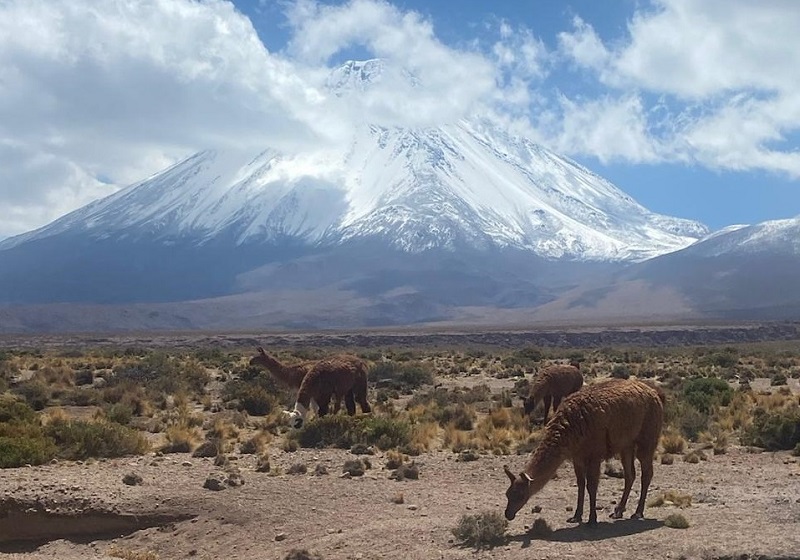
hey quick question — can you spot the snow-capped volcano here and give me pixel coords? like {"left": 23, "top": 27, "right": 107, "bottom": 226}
{"left": 0, "top": 60, "right": 732, "bottom": 329}
{"left": 1, "top": 117, "right": 707, "bottom": 261}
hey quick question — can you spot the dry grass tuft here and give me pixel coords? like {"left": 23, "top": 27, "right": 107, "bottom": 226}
{"left": 452, "top": 511, "right": 508, "bottom": 549}
{"left": 647, "top": 490, "right": 692, "bottom": 508}
{"left": 660, "top": 429, "right": 686, "bottom": 454}
{"left": 664, "top": 512, "right": 690, "bottom": 529}
{"left": 107, "top": 545, "right": 159, "bottom": 560}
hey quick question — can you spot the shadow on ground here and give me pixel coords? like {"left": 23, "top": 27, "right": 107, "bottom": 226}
{"left": 511, "top": 518, "right": 664, "bottom": 548}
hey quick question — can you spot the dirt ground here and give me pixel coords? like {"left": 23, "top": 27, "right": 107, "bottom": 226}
{"left": 1, "top": 443, "right": 798, "bottom": 560}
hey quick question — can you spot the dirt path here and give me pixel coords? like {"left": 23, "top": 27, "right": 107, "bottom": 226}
{"left": 1, "top": 445, "right": 798, "bottom": 560}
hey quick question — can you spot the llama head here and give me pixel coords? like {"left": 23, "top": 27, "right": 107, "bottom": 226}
{"left": 249, "top": 346, "right": 268, "bottom": 367}
{"left": 284, "top": 402, "right": 308, "bottom": 429}
{"left": 503, "top": 465, "right": 534, "bottom": 521}
{"left": 286, "top": 410, "right": 304, "bottom": 429}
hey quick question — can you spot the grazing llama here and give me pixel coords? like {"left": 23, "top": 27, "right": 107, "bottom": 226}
{"left": 504, "top": 378, "right": 665, "bottom": 526}
{"left": 249, "top": 347, "right": 360, "bottom": 414}
{"left": 285, "top": 355, "right": 371, "bottom": 429}
{"left": 523, "top": 361, "right": 583, "bottom": 423}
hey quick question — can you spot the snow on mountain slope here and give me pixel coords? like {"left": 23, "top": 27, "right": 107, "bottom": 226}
{"left": 672, "top": 216, "right": 800, "bottom": 257}
{"left": 0, "top": 60, "right": 709, "bottom": 261}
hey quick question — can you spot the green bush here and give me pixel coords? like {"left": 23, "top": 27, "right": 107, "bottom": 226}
{"left": 105, "top": 403, "right": 134, "bottom": 425}
{"left": 11, "top": 380, "right": 50, "bottom": 410}
{"left": 371, "top": 361, "right": 434, "bottom": 392}
{"left": 682, "top": 377, "right": 732, "bottom": 413}
{"left": 45, "top": 418, "right": 149, "bottom": 460}
{"left": 611, "top": 365, "right": 631, "bottom": 379}
{"left": 294, "top": 415, "right": 361, "bottom": 448}
{"left": 0, "top": 434, "right": 56, "bottom": 468}
{"left": 434, "top": 403, "right": 475, "bottom": 430}
{"left": 113, "top": 353, "right": 209, "bottom": 397}
{"left": 0, "top": 396, "right": 37, "bottom": 423}
{"left": 698, "top": 351, "right": 738, "bottom": 369}
{"left": 0, "top": 397, "right": 57, "bottom": 467}
{"left": 452, "top": 511, "right": 508, "bottom": 549}
{"left": 292, "top": 415, "right": 411, "bottom": 450}
{"left": 223, "top": 381, "right": 278, "bottom": 416}
{"left": 741, "top": 407, "right": 800, "bottom": 451}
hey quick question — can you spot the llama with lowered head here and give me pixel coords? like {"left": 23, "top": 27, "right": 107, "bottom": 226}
{"left": 504, "top": 378, "right": 665, "bottom": 526}
{"left": 523, "top": 361, "right": 583, "bottom": 422}
{"left": 249, "top": 347, "right": 359, "bottom": 414}
{"left": 285, "top": 356, "right": 371, "bottom": 429}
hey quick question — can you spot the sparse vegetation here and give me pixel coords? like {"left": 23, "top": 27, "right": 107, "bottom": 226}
{"left": 452, "top": 511, "right": 508, "bottom": 549}
{"left": 664, "top": 512, "right": 690, "bottom": 529}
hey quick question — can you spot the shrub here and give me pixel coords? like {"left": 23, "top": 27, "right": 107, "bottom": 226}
{"left": 11, "top": 380, "right": 50, "bottom": 410}
{"left": 682, "top": 377, "right": 732, "bottom": 414}
{"left": 0, "top": 396, "right": 36, "bottom": 423}
{"left": 45, "top": 418, "right": 149, "bottom": 460}
{"left": 699, "top": 351, "right": 738, "bottom": 369}
{"left": 434, "top": 403, "right": 475, "bottom": 430}
{"left": 223, "top": 381, "right": 278, "bottom": 416}
{"left": 105, "top": 403, "right": 134, "bottom": 425}
{"left": 741, "top": 407, "right": 800, "bottom": 451}
{"left": 371, "top": 361, "right": 434, "bottom": 392}
{"left": 451, "top": 511, "right": 508, "bottom": 549}
{"left": 292, "top": 415, "right": 411, "bottom": 450}
{"left": 664, "top": 513, "right": 690, "bottom": 529}
{"left": 660, "top": 430, "right": 686, "bottom": 454}
{"left": 611, "top": 365, "right": 630, "bottom": 379}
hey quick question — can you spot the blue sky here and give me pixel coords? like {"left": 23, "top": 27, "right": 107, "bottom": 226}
{"left": 1, "top": 0, "right": 799, "bottom": 238}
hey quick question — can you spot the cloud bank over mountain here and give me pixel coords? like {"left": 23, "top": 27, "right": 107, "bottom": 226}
{"left": 1, "top": 0, "right": 799, "bottom": 239}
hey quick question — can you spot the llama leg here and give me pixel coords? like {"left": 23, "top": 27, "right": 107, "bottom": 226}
{"left": 344, "top": 390, "right": 356, "bottom": 415}
{"left": 586, "top": 458, "right": 602, "bottom": 526}
{"left": 632, "top": 453, "right": 655, "bottom": 519}
{"left": 567, "top": 462, "right": 586, "bottom": 523}
{"left": 611, "top": 449, "right": 636, "bottom": 518}
{"left": 552, "top": 396, "right": 562, "bottom": 412}
{"left": 542, "top": 396, "right": 552, "bottom": 423}
{"left": 355, "top": 376, "right": 371, "bottom": 413}
{"left": 317, "top": 392, "right": 332, "bottom": 417}
{"left": 331, "top": 393, "right": 341, "bottom": 415}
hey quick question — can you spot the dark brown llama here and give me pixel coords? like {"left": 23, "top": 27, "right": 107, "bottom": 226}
{"left": 523, "top": 361, "right": 583, "bottom": 422}
{"left": 286, "top": 356, "right": 371, "bottom": 429}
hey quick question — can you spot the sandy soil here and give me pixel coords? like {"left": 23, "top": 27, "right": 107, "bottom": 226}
{"left": 1, "top": 443, "right": 798, "bottom": 560}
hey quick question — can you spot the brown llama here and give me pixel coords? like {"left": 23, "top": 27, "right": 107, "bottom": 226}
{"left": 249, "top": 347, "right": 359, "bottom": 414}
{"left": 523, "top": 361, "right": 583, "bottom": 422}
{"left": 285, "top": 356, "right": 371, "bottom": 429}
{"left": 504, "top": 378, "right": 665, "bottom": 526}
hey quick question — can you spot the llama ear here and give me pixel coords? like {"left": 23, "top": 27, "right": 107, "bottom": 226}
{"left": 257, "top": 346, "right": 266, "bottom": 355}
{"left": 521, "top": 472, "right": 533, "bottom": 485}
{"left": 503, "top": 465, "right": 516, "bottom": 483}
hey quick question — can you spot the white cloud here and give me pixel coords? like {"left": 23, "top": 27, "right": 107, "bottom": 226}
{"left": 557, "top": 16, "right": 609, "bottom": 73}
{"left": 0, "top": 0, "right": 502, "bottom": 238}
{"left": 0, "top": 0, "right": 326, "bottom": 238}
{"left": 285, "top": 0, "right": 496, "bottom": 127}
{"left": 555, "top": 0, "right": 800, "bottom": 176}
{"left": 2, "top": 0, "right": 799, "bottom": 239}
{"left": 545, "top": 95, "right": 662, "bottom": 164}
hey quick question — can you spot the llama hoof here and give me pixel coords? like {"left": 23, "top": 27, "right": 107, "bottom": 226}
{"left": 566, "top": 515, "right": 582, "bottom": 523}
{"left": 630, "top": 512, "right": 644, "bottom": 520}
{"left": 610, "top": 510, "right": 624, "bottom": 519}
{"left": 586, "top": 519, "right": 598, "bottom": 528}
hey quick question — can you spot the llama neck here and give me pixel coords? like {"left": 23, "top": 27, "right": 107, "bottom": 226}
{"left": 259, "top": 353, "right": 306, "bottom": 387}
{"left": 524, "top": 426, "right": 569, "bottom": 494}
{"left": 295, "top": 380, "right": 315, "bottom": 409}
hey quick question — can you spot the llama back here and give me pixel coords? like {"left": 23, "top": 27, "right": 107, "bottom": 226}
{"left": 543, "top": 378, "right": 663, "bottom": 456}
